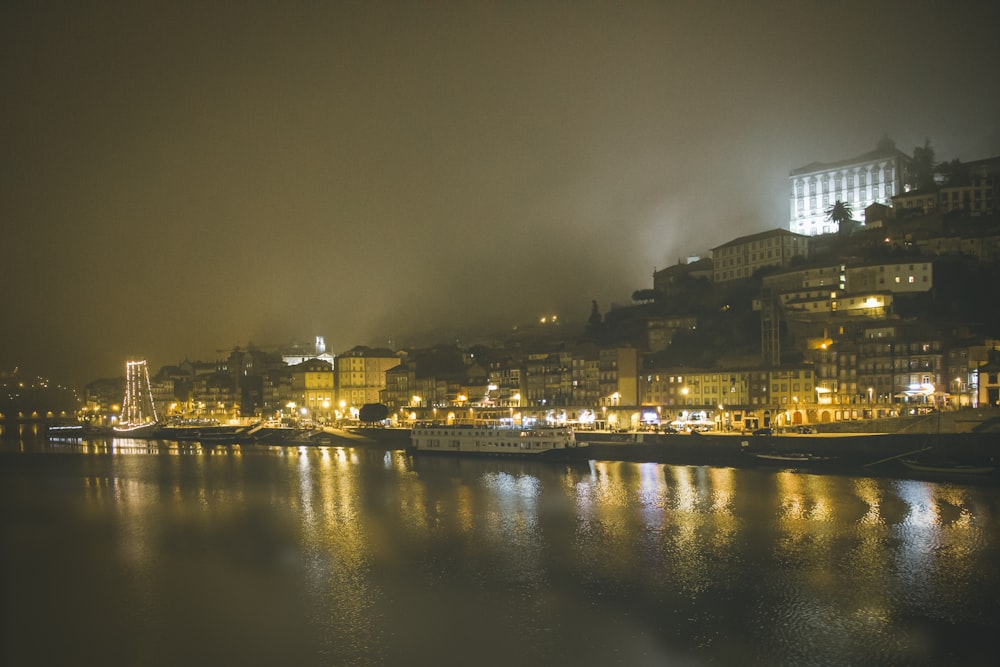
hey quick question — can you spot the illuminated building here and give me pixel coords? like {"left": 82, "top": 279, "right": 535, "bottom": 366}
{"left": 598, "top": 346, "right": 639, "bottom": 406}
{"left": 525, "top": 349, "right": 573, "bottom": 406}
{"left": 488, "top": 364, "right": 524, "bottom": 408}
{"left": 978, "top": 362, "right": 1000, "bottom": 407}
{"left": 282, "top": 336, "right": 335, "bottom": 366}
{"left": 855, "top": 325, "right": 943, "bottom": 408}
{"left": 190, "top": 372, "right": 238, "bottom": 419}
{"left": 381, "top": 362, "right": 416, "bottom": 411}
{"left": 789, "top": 140, "right": 911, "bottom": 235}
{"left": 290, "top": 358, "right": 334, "bottom": 422}
{"left": 844, "top": 260, "right": 932, "bottom": 294}
{"left": 334, "top": 346, "right": 401, "bottom": 409}
{"left": 640, "top": 370, "right": 749, "bottom": 408}
{"left": 82, "top": 377, "right": 125, "bottom": 424}
{"left": 767, "top": 367, "right": 814, "bottom": 409}
{"left": 711, "top": 228, "right": 810, "bottom": 283}
{"left": 380, "top": 347, "right": 488, "bottom": 411}
{"left": 946, "top": 341, "right": 1000, "bottom": 408}
{"left": 569, "top": 343, "right": 601, "bottom": 406}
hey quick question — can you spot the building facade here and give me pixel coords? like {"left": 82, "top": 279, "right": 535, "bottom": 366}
{"left": 290, "top": 359, "right": 335, "bottom": 422}
{"left": 892, "top": 156, "right": 999, "bottom": 218}
{"left": 712, "top": 228, "right": 810, "bottom": 283}
{"left": 844, "top": 260, "right": 933, "bottom": 294}
{"left": 790, "top": 141, "right": 911, "bottom": 236}
{"left": 334, "top": 346, "right": 401, "bottom": 409}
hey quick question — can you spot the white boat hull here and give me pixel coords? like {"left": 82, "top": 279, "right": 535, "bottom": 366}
{"left": 409, "top": 425, "right": 587, "bottom": 458}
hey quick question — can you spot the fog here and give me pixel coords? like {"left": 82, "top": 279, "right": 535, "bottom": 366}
{"left": 3, "top": 1, "right": 998, "bottom": 386}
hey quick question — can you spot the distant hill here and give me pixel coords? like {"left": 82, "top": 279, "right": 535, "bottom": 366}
{"left": 0, "top": 371, "right": 80, "bottom": 418}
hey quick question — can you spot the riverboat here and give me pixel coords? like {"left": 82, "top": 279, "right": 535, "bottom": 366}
{"left": 45, "top": 423, "right": 87, "bottom": 439}
{"left": 408, "top": 422, "right": 588, "bottom": 458}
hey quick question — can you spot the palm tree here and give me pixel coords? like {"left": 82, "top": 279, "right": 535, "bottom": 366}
{"left": 826, "top": 200, "right": 853, "bottom": 236}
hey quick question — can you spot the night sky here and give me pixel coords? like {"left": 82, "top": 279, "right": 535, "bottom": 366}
{"left": 3, "top": 1, "right": 999, "bottom": 388}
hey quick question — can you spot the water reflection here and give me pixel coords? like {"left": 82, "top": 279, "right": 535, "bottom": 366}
{"left": 3, "top": 442, "right": 998, "bottom": 666}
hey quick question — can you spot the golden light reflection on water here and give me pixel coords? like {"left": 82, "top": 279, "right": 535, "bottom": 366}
{"left": 61, "top": 444, "right": 999, "bottom": 611}
{"left": 709, "top": 467, "right": 735, "bottom": 515}
{"left": 854, "top": 478, "right": 884, "bottom": 525}
{"left": 776, "top": 471, "right": 806, "bottom": 521}
{"left": 12, "top": 441, "right": 1000, "bottom": 665}
{"left": 669, "top": 465, "right": 697, "bottom": 513}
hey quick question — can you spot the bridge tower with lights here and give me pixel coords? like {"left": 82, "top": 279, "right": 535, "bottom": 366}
{"left": 119, "top": 358, "right": 158, "bottom": 429}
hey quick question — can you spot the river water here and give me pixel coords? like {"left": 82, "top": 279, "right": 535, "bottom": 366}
{"left": 2, "top": 439, "right": 998, "bottom": 666}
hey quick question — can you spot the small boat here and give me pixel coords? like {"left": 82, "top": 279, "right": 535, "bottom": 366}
{"left": 900, "top": 459, "right": 995, "bottom": 474}
{"left": 750, "top": 451, "right": 835, "bottom": 463}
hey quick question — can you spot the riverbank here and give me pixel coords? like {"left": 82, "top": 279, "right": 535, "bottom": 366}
{"left": 27, "top": 408, "right": 1000, "bottom": 481}
{"left": 347, "top": 424, "right": 998, "bottom": 481}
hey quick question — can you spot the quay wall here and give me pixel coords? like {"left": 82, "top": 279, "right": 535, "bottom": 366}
{"left": 355, "top": 426, "right": 999, "bottom": 474}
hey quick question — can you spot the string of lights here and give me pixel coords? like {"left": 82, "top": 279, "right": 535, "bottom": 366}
{"left": 120, "top": 359, "right": 158, "bottom": 427}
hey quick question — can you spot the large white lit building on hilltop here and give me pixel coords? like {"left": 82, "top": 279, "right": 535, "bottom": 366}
{"left": 790, "top": 139, "right": 911, "bottom": 236}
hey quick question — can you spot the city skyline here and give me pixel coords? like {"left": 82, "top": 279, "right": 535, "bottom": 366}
{"left": 3, "top": 1, "right": 999, "bottom": 389}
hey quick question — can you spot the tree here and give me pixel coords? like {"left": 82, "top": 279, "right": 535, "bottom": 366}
{"left": 585, "top": 300, "right": 604, "bottom": 339}
{"left": 909, "top": 138, "right": 937, "bottom": 191}
{"left": 358, "top": 403, "right": 389, "bottom": 425}
{"left": 938, "top": 158, "right": 970, "bottom": 187}
{"left": 826, "top": 200, "right": 854, "bottom": 237}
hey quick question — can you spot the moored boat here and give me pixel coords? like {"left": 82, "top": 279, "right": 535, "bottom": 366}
{"left": 751, "top": 451, "right": 835, "bottom": 463}
{"left": 408, "top": 422, "right": 588, "bottom": 459}
{"left": 900, "top": 459, "right": 995, "bottom": 474}
{"left": 45, "top": 423, "right": 87, "bottom": 439}
{"left": 112, "top": 422, "right": 160, "bottom": 439}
